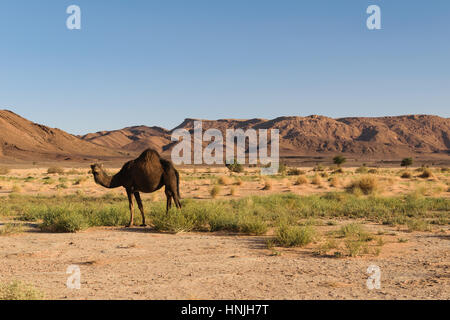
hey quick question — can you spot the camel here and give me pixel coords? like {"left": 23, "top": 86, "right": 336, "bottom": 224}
{"left": 90, "top": 148, "right": 181, "bottom": 227}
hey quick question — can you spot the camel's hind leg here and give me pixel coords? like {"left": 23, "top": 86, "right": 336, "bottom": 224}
{"left": 134, "top": 192, "right": 146, "bottom": 226}
{"left": 126, "top": 189, "right": 135, "bottom": 227}
{"left": 165, "top": 189, "right": 173, "bottom": 214}
{"left": 173, "top": 194, "right": 182, "bottom": 209}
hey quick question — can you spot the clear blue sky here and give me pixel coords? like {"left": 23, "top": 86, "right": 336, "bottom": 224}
{"left": 0, "top": 0, "right": 449, "bottom": 134}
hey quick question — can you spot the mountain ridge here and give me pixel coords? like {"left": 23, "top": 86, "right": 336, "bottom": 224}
{"left": 0, "top": 110, "right": 449, "bottom": 162}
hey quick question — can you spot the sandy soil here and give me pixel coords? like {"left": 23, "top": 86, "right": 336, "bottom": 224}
{"left": 0, "top": 224, "right": 448, "bottom": 300}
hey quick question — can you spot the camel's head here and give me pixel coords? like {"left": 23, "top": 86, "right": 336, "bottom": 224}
{"left": 90, "top": 164, "right": 103, "bottom": 177}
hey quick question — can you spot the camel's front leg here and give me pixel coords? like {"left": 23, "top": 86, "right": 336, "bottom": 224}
{"left": 134, "top": 192, "right": 146, "bottom": 226}
{"left": 126, "top": 189, "right": 135, "bottom": 227}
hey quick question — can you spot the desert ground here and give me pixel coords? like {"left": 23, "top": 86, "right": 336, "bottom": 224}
{"left": 0, "top": 164, "right": 449, "bottom": 299}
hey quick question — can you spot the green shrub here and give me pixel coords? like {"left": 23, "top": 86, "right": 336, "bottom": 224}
{"left": 406, "top": 219, "right": 431, "bottom": 232}
{"left": 276, "top": 224, "right": 316, "bottom": 247}
{"left": 226, "top": 159, "right": 244, "bottom": 173}
{"left": 337, "top": 223, "right": 373, "bottom": 241}
{"left": 210, "top": 185, "right": 221, "bottom": 198}
{"left": 40, "top": 207, "right": 89, "bottom": 233}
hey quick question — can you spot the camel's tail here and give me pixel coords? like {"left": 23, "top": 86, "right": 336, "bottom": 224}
{"left": 175, "top": 168, "right": 181, "bottom": 200}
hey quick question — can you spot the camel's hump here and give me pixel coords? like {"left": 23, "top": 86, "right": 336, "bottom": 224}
{"left": 136, "top": 148, "right": 161, "bottom": 161}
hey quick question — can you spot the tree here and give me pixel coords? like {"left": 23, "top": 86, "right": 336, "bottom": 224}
{"left": 401, "top": 157, "right": 413, "bottom": 169}
{"left": 333, "top": 155, "right": 346, "bottom": 168}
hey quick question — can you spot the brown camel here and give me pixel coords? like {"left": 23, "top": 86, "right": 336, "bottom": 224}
{"left": 90, "top": 148, "right": 181, "bottom": 227}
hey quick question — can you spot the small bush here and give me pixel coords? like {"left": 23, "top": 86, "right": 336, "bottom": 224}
{"left": 337, "top": 223, "right": 373, "bottom": 241}
{"left": 313, "top": 164, "right": 324, "bottom": 172}
{"left": 294, "top": 175, "right": 308, "bottom": 185}
{"left": 278, "top": 163, "right": 287, "bottom": 175}
{"left": 239, "top": 216, "right": 268, "bottom": 235}
{"left": 287, "top": 168, "right": 305, "bottom": 176}
{"left": 355, "top": 166, "right": 368, "bottom": 174}
{"left": 152, "top": 211, "right": 195, "bottom": 234}
{"left": 262, "top": 179, "right": 272, "bottom": 190}
{"left": 406, "top": 219, "right": 431, "bottom": 232}
{"left": 418, "top": 168, "right": 434, "bottom": 179}
{"left": 226, "top": 159, "right": 244, "bottom": 173}
{"left": 311, "top": 174, "right": 322, "bottom": 186}
{"left": 329, "top": 176, "right": 340, "bottom": 187}
{"left": 0, "top": 280, "right": 44, "bottom": 300}
{"left": 347, "top": 176, "right": 378, "bottom": 195}
{"left": 40, "top": 208, "right": 89, "bottom": 233}
{"left": 218, "top": 176, "right": 231, "bottom": 185}
{"left": 210, "top": 185, "right": 221, "bottom": 198}
{"left": 47, "top": 167, "right": 65, "bottom": 175}
{"left": 401, "top": 171, "right": 412, "bottom": 179}
{"left": 276, "top": 224, "right": 316, "bottom": 247}
{"left": 345, "top": 240, "right": 368, "bottom": 257}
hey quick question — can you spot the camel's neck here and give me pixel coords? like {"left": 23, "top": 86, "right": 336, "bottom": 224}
{"left": 94, "top": 170, "right": 122, "bottom": 189}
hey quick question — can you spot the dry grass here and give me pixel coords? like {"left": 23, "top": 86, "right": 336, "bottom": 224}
{"left": 262, "top": 179, "right": 272, "bottom": 190}
{"left": 401, "top": 171, "right": 412, "bottom": 179}
{"left": 311, "top": 174, "right": 322, "bottom": 186}
{"left": 329, "top": 176, "right": 340, "bottom": 187}
{"left": 217, "top": 176, "right": 232, "bottom": 185}
{"left": 418, "top": 168, "right": 434, "bottom": 179}
{"left": 347, "top": 175, "right": 379, "bottom": 195}
{"left": 294, "top": 175, "right": 308, "bottom": 185}
{"left": 0, "top": 167, "right": 10, "bottom": 175}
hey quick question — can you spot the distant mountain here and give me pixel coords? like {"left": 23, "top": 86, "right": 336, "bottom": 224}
{"left": 83, "top": 115, "right": 449, "bottom": 160}
{"left": 0, "top": 110, "right": 449, "bottom": 163}
{"left": 0, "top": 110, "right": 124, "bottom": 162}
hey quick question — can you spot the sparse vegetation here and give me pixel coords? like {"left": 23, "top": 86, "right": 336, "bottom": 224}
{"left": 0, "top": 167, "right": 10, "bottom": 175}
{"left": 0, "top": 223, "right": 23, "bottom": 236}
{"left": 0, "top": 280, "right": 44, "bottom": 300}
{"left": 47, "top": 166, "right": 65, "bottom": 175}
{"left": 0, "top": 192, "right": 447, "bottom": 235}
{"left": 418, "top": 168, "right": 434, "bottom": 179}
{"left": 226, "top": 159, "right": 244, "bottom": 173}
{"left": 287, "top": 168, "right": 305, "bottom": 176}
